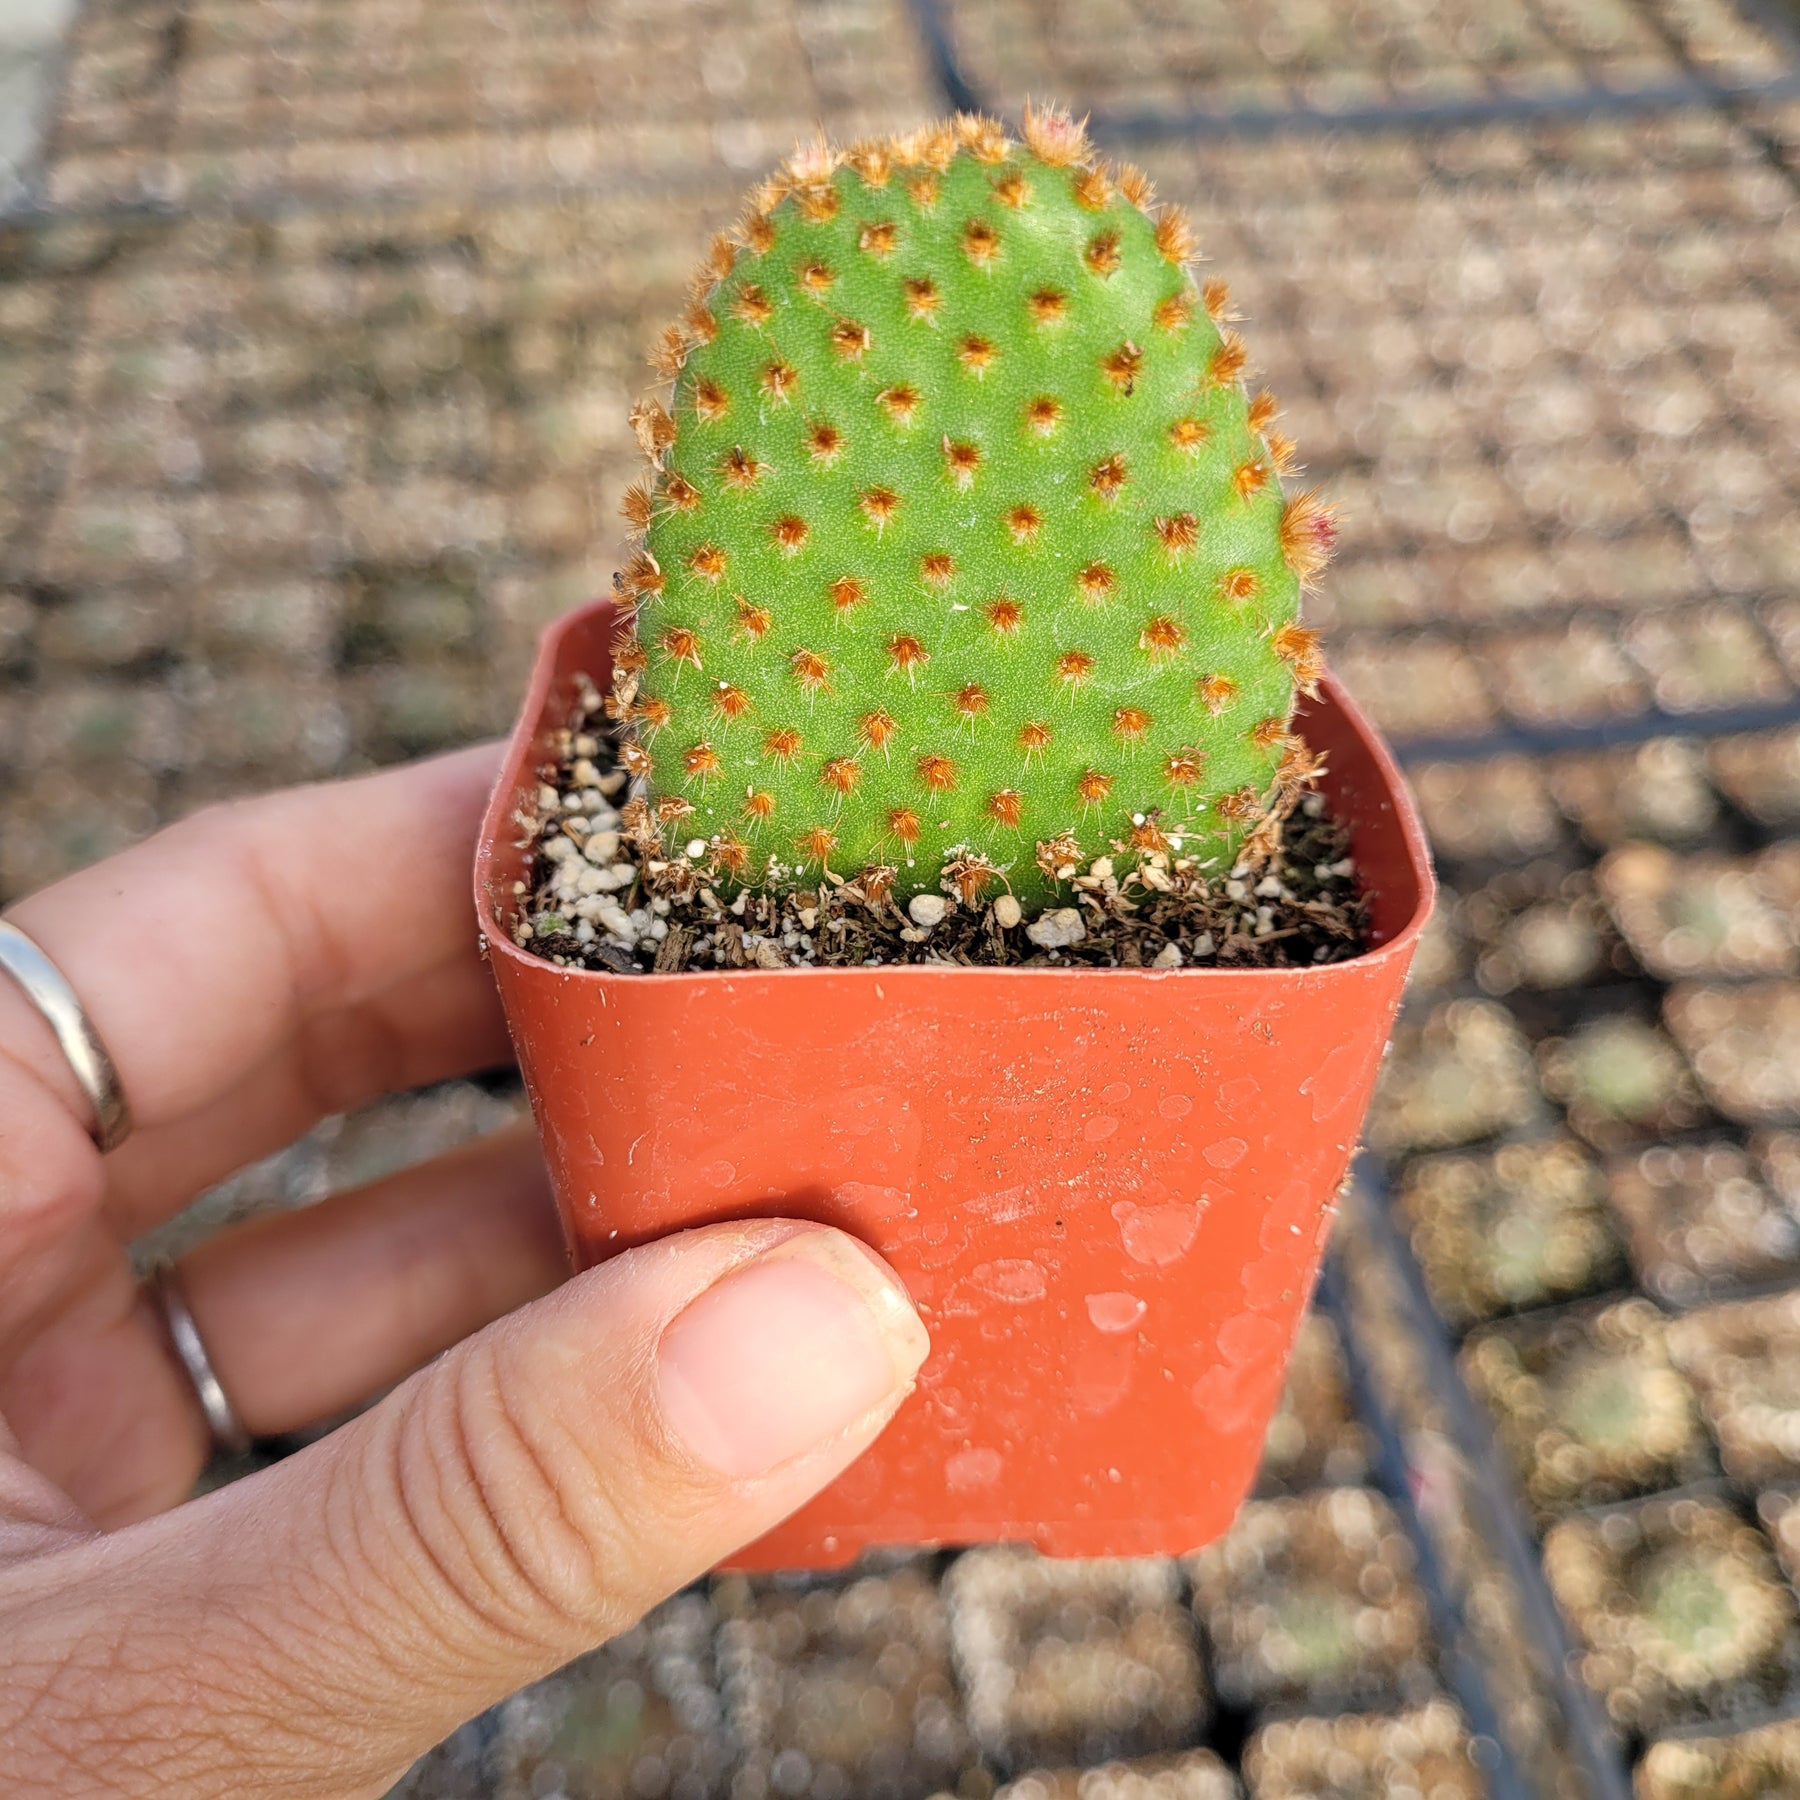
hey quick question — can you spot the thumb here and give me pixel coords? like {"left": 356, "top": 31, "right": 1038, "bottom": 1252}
{"left": 11, "top": 1220, "right": 928, "bottom": 1800}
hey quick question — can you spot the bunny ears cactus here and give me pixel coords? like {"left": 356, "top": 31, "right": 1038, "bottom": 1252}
{"left": 614, "top": 106, "right": 1335, "bottom": 907}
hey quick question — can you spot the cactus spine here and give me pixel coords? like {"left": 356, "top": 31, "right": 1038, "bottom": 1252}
{"left": 617, "top": 107, "right": 1334, "bottom": 907}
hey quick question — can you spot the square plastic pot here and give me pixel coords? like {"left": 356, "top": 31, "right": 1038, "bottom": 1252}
{"left": 476, "top": 599, "right": 1434, "bottom": 1569}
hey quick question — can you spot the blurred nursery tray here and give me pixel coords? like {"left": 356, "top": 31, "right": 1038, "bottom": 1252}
{"left": 1707, "top": 728, "right": 1800, "bottom": 828}
{"left": 944, "top": 1550, "right": 1206, "bottom": 1775}
{"left": 1462, "top": 865, "right": 1627, "bottom": 996}
{"left": 1406, "top": 760, "right": 1568, "bottom": 865}
{"left": 1183, "top": 1488, "right": 1436, "bottom": 1714}
{"left": 714, "top": 1564, "right": 975, "bottom": 1800}
{"left": 1608, "top": 1143, "right": 1800, "bottom": 1307}
{"left": 492, "top": 1592, "right": 729, "bottom": 1800}
{"left": 985, "top": 1749, "right": 1239, "bottom": 1800}
{"left": 1255, "top": 1313, "right": 1370, "bottom": 1493}
{"left": 1396, "top": 1139, "right": 1626, "bottom": 1329}
{"left": 1664, "top": 982, "right": 1800, "bottom": 1125}
{"left": 1548, "top": 741, "right": 1723, "bottom": 850}
{"left": 1543, "top": 1494, "right": 1800, "bottom": 1733}
{"left": 1460, "top": 1299, "right": 1712, "bottom": 1518}
{"left": 1669, "top": 1294, "right": 1800, "bottom": 1490}
{"left": 1634, "top": 1715, "right": 1800, "bottom": 1799}
{"left": 1363, "top": 1000, "right": 1545, "bottom": 1156}
{"left": 1598, "top": 843, "right": 1800, "bottom": 980}
{"left": 1238, "top": 1700, "right": 1482, "bottom": 1800}
{"left": 1536, "top": 1011, "right": 1710, "bottom": 1149}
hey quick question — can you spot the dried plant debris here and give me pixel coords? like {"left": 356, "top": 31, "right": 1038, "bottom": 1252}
{"left": 1544, "top": 1496, "right": 1800, "bottom": 1732}
{"left": 1240, "top": 1700, "right": 1481, "bottom": 1800}
{"left": 1461, "top": 1300, "right": 1710, "bottom": 1519}
{"left": 986, "top": 1749, "right": 1240, "bottom": 1800}
{"left": 1183, "top": 1488, "right": 1434, "bottom": 1714}
{"left": 714, "top": 1564, "right": 973, "bottom": 1800}
{"left": 512, "top": 679, "right": 1367, "bottom": 973}
{"left": 1669, "top": 1293, "right": 1800, "bottom": 1490}
{"left": 945, "top": 1549, "right": 1205, "bottom": 1773}
{"left": 1397, "top": 1138, "right": 1626, "bottom": 1328}
{"left": 1636, "top": 1716, "right": 1800, "bottom": 1800}
{"left": 1608, "top": 1142, "right": 1800, "bottom": 1307}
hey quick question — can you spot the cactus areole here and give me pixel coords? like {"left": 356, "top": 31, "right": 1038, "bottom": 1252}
{"left": 617, "top": 108, "right": 1336, "bottom": 910}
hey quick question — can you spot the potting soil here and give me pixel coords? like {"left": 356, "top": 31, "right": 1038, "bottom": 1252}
{"left": 511, "top": 677, "right": 1370, "bottom": 976}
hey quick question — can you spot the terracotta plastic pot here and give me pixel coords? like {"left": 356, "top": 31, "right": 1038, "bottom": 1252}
{"left": 476, "top": 599, "right": 1433, "bottom": 1569}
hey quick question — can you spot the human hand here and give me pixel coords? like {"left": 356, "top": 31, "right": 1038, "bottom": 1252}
{"left": 0, "top": 747, "right": 929, "bottom": 1798}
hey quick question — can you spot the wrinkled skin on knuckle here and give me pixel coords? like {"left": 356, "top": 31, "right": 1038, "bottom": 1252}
{"left": 377, "top": 1339, "right": 699, "bottom": 1658}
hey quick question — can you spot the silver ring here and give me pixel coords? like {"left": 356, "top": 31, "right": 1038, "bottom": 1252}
{"left": 149, "top": 1264, "right": 252, "bottom": 1456}
{"left": 0, "top": 918, "right": 132, "bottom": 1153}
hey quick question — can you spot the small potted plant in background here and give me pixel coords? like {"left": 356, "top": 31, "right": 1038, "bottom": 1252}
{"left": 476, "top": 107, "right": 1433, "bottom": 1567}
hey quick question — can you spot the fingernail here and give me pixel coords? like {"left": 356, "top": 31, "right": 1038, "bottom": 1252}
{"left": 657, "top": 1230, "right": 930, "bottom": 1479}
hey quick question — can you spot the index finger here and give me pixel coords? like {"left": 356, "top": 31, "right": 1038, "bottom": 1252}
{"left": 0, "top": 745, "right": 512, "bottom": 1198}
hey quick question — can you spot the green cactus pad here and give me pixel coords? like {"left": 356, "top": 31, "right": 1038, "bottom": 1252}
{"left": 618, "top": 110, "right": 1334, "bottom": 906}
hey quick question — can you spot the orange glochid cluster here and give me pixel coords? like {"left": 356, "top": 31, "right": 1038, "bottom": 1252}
{"left": 988, "top": 789, "right": 1024, "bottom": 827}
{"left": 687, "top": 542, "right": 727, "bottom": 582}
{"left": 829, "top": 574, "right": 867, "bottom": 613}
{"left": 821, "top": 757, "right": 860, "bottom": 795}
{"left": 888, "top": 633, "right": 929, "bottom": 676}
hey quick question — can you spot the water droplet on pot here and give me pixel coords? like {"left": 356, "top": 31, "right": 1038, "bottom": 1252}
{"left": 1100, "top": 1080, "right": 1131, "bottom": 1104}
{"left": 1158, "top": 1093, "right": 1194, "bottom": 1120}
{"left": 703, "top": 1159, "right": 736, "bottom": 1189}
{"left": 1203, "top": 1136, "right": 1248, "bottom": 1168}
{"left": 1084, "top": 1114, "right": 1120, "bottom": 1142}
{"left": 1086, "top": 1291, "right": 1148, "bottom": 1334}
{"left": 946, "top": 1446, "right": 1005, "bottom": 1489}
{"left": 1112, "top": 1199, "right": 1201, "bottom": 1266}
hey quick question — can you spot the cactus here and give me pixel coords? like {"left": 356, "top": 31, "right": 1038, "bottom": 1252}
{"left": 615, "top": 107, "right": 1333, "bottom": 907}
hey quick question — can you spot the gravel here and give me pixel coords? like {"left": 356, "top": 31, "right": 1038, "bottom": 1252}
{"left": 512, "top": 674, "right": 1370, "bottom": 975}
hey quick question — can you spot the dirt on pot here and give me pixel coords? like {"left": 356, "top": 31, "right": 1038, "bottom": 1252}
{"left": 508, "top": 673, "right": 1369, "bottom": 975}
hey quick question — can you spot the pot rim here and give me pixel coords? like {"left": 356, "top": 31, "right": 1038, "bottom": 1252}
{"left": 477, "top": 599, "right": 1435, "bottom": 986}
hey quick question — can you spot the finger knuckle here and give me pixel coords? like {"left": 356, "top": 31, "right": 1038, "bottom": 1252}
{"left": 389, "top": 1342, "right": 652, "bottom": 1650}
